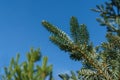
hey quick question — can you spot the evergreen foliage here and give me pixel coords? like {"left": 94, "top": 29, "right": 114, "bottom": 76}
{"left": 2, "top": 48, "right": 53, "bottom": 80}
{"left": 42, "top": 0, "right": 120, "bottom": 80}
{"left": 2, "top": 0, "right": 120, "bottom": 80}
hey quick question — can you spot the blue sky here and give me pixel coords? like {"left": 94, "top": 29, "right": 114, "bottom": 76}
{"left": 0, "top": 0, "right": 107, "bottom": 79}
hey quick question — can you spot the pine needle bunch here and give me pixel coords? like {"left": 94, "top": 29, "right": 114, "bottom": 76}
{"left": 42, "top": 0, "right": 120, "bottom": 80}
{"left": 2, "top": 48, "right": 54, "bottom": 80}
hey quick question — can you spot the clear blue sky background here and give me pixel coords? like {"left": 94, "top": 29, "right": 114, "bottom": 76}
{"left": 0, "top": 0, "right": 107, "bottom": 79}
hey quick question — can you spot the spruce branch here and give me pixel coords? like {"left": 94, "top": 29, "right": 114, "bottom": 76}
{"left": 42, "top": 18, "right": 112, "bottom": 80}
